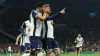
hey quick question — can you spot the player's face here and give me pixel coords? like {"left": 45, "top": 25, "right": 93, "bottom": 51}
{"left": 39, "top": 5, "right": 45, "bottom": 12}
{"left": 78, "top": 34, "right": 81, "bottom": 37}
{"left": 45, "top": 6, "right": 51, "bottom": 14}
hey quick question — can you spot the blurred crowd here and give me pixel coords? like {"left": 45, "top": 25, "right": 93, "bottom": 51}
{"left": 0, "top": 39, "right": 19, "bottom": 53}
{"left": 54, "top": 27, "right": 100, "bottom": 52}
{"left": 63, "top": 40, "right": 100, "bottom": 52}
{"left": 1, "top": 25, "right": 100, "bottom": 53}
{"left": 0, "top": 38, "right": 100, "bottom": 53}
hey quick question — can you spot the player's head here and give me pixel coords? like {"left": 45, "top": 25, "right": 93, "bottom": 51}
{"left": 36, "top": 1, "right": 45, "bottom": 12}
{"left": 78, "top": 34, "right": 81, "bottom": 38}
{"left": 44, "top": 4, "right": 51, "bottom": 14}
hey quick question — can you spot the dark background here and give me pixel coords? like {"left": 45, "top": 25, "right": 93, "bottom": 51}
{"left": 0, "top": 0, "right": 100, "bottom": 47}
{"left": 0, "top": 0, "right": 100, "bottom": 28}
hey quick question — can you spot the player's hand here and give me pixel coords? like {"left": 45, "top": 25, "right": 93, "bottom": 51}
{"left": 60, "top": 8, "right": 66, "bottom": 14}
{"left": 15, "top": 42, "right": 18, "bottom": 45}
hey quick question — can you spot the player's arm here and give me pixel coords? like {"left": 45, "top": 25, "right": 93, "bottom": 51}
{"left": 82, "top": 38, "right": 84, "bottom": 43}
{"left": 45, "top": 8, "right": 65, "bottom": 20}
{"left": 15, "top": 34, "right": 21, "bottom": 45}
{"left": 32, "top": 8, "right": 65, "bottom": 21}
{"left": 45, "top": 12, "right": 61, "bottom": 20}
{"left": 18, "top": 22, "right": 26, "bottom": 36}
{"left": 32, "top": 11, "right": 47, "bottom": 21}
{"left": 75, "top": 38, "right": 79, "bottom": 43}
{"left": 22, "top": 22, "right": 27, "bottom": 36}
{"left": 75, "top": 38, "right": 77, "bottom": 43}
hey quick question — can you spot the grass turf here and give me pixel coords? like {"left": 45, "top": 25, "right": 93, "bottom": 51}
{"left": 0, "top": 54, "right": 100, "bottom": 56}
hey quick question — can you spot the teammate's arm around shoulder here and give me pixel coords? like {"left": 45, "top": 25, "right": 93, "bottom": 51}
{"left": 36, "top": 13, "right": 48, "bottom": 21}
{"left": 32, "top": 11, "right": 47, "bottom": 21}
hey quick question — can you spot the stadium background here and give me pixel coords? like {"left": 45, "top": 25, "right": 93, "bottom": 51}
{"left": 0, "top": 0, "right": 100, "bottom": 56}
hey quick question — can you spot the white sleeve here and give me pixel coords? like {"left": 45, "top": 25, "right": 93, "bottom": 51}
{"left": 75, "top": 38, "right": 77, "bottom": 43}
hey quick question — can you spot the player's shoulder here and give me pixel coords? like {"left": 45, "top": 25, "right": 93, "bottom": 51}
{"left": 24, "top": 20, "right": 30, "bottom": 23}
{"left": 31, "top": 10, "right": 41, "bottom": 16}
{"left": 81, "top": 37, "right": 83, "bottom": 39}
{"left": 75, "top": 37, "right": 78, "bottom": 40}
{"left": 76, "top": 37, "right": 78, "bottom": 39}
{"left": 32, "top": 10, "right": 38, "bottom": 13}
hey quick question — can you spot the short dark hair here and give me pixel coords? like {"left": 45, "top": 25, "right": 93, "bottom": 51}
{"left": 36, "top": 0, "right": 45, "bottom": 8}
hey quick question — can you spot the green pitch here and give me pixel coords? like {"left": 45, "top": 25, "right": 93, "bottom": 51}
{"left": 0, "top": 54, "right": 100, "bottom": 56}
{"left": 60, "top": 54, "right": 100, "bottom": 56}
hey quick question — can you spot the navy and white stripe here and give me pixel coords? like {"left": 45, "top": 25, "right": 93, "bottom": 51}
{"left": 30, "top": 10, "right": 42, "bottom": 37}
{"left": 42, "top": 20, "right": 54, "bottom": 39}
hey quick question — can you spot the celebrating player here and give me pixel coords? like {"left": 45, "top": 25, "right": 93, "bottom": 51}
{"left": 29, "top": 1, "right": 46, "bottom": 56}
{"left": 75, "top": 34, "right": 84, "bottom": 56}
{"left": 21, "top": 20, "right": 33, "bottom": 56}
{"left": 29, "top": 0, "right": 65, "bottom": 56}
{"left": 15, "top": 20, "right": 33, "bottom": 56}
{"left": 42, "top": 4, "right": 65, "bottom": 56}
